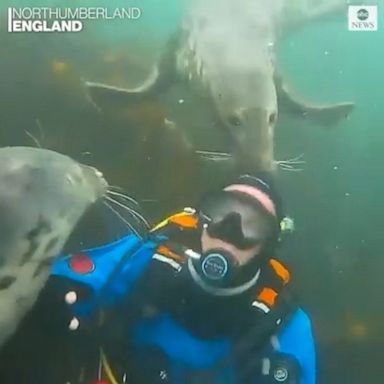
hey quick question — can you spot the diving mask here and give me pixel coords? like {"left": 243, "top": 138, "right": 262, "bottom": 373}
{"left": 198, "top": 190, "right": 272, "bottom": 250}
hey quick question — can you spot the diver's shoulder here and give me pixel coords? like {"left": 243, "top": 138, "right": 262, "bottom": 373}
{"left": 283, "top": 308, "right": 313, "bottom": 335}
{"left": 277, "top": 307, "right": 315, "bottom": 354}
{"left": 277, "top": 308, "right": 316, "bottom": 384}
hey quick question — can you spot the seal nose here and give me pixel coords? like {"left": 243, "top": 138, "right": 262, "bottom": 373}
{"left": 88, "top": 166, "right": 105, "bottom": 181}
{"left": 86, "top": 165, "right": 103, "bottom": 178}
{"left": 94, "top": 169, "right": 103, "bottom": 178}
{"left": 80, "top": 164, "right": 108, "bottom": 197}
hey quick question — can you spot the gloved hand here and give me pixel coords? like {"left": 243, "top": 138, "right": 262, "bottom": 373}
{"left": 46, "top": 276, "right": 95, "bottom": 332}
{"left": 64, "top": 290, "right": 80, "bottom": 330}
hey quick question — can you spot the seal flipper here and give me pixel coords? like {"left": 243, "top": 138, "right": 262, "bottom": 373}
{"left": 85, "top": 65, "right": 168, "bottom": 107}
{"left": 282, "top": 1, "right": 356, "bottom": 32}
{"left": 275, "top": 75, "right": 354, "bottom": 126}
{"left": 86, "top": 33, "right": 180, "bottom": 108}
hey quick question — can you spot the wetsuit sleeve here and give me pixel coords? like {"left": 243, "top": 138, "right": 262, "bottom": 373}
{"left": 277, "top": 309, "right": 316, "bottom": 384}
{"left": 50, "top": 234, "right": 157, "bottom": 318}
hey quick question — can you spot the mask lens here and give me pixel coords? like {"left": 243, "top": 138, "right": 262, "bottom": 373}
{"left": 199, "top": 192, "right": 264, "bottom": 249}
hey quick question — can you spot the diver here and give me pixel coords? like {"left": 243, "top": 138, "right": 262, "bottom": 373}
{"left": 51, "top": 173, "right": 316, "bottom": 384}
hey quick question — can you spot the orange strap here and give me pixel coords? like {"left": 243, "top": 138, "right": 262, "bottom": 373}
{"left": 253, "top": 259, "right": 291, "bottom": 310}
{"left": 151, "top": 211, "right": 198, "bottom": 233}
{"left": 257, "top": 287, "right": 278, "bottom": 307}
{"left": 156, "top": 245, "right": 185, "bottom": 263}
{"left": 168, "top": 213, "right": 198, "bottom": 229}
{"left": 269, "top": 259, "right": 290, "bottom": 285}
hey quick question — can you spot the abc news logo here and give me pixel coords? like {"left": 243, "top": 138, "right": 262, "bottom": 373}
{"left": 348, "top": 6, "right": 378, "bottom": 31}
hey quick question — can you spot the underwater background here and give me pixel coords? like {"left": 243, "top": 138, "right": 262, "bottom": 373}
{"left": 0, "top": 0, "right": 383, "bottom": 382}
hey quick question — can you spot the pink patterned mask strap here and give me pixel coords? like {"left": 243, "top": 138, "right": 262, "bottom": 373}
{"left": 224, "top": 184, "right": 276, "bottom": 217}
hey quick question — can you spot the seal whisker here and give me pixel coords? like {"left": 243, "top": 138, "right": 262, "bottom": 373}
{"left": 196, "top": 150, "right": 233, "bottom": 162}
{"left": 105, "top": 195, "right": 150, "bottom": 229}
{"left": 107, "top": 189, "right": 139, "bottom": 206}
{"left": 196, "top": 150, "right": 232, "bottom": 157}
{"left": 286, "top": 161, "right": 305, "bottom": 165}
{"left": 276, "top": 153, "right": 306, "bottom": 172}
{"left": 278, "top": 164, "right": 304, "bottom": 172}
{"left": 24, "top": 130, "right": 42, "bottom": 148}
{"left": 287, "top": 153, "right": 305, "bottom": 162}
{"left": 105, "top": 194, "right": 145, "bottom": 223}
{"left": 277, "top": 153, "right": 305, "bottom": 164}
{"left": 285, "top": 168, "right": 304, "bottom": 172}
{"left": 277, "top": 159, "right": 306, "bottom": 165}
{"left": 279, "top": 168, "right": 301, "bottom": 172}
{"left": 102, "top": 201, "right": 142, "bottom": 239}
{"left": 276, "top": 160, "right": 305, "bottom": 167}
{"left": 108, "top": 185, "right": 129, "bottom": 193}
{"left": 35, "top": 119, "right": 45, "bottom": 143}
{"left": 106, "top": 196, "right": 150, "bottom": 229}
{"left": 277, "top": 163, "right": 295, "bottom": 169}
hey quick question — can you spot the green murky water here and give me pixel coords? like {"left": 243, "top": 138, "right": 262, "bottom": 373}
{"left": 0, "top": 0, "right": 383, "bottom": 382}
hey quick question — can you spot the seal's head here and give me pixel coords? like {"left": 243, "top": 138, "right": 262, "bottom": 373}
{"left": 210, "top": 50, "right": 277, "bottom": 172}
{"left": 0, "top": 146, "right": 107, "bottom": 263}
{"left": 224, "top": 105, "right": 277, "bottom": 173}
{"left": 0, "top": 146, "right": 107, "bottom": 347}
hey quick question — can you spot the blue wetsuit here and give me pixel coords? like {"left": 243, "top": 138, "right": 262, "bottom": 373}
{"left": 51, "top": 231, "right": 316, "bottom": 384}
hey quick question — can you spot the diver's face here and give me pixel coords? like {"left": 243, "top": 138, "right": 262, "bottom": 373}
{"left": 201, "top": 228, "right": 261, "bottom": 267}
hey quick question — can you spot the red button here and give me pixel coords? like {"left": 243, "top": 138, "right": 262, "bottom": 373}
{"left": 69, "top": 253, "right": 95, "bottom": 274}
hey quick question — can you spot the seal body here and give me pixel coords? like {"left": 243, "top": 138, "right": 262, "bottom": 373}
{"left": 87, "top": 0, "right": 354, "bottom": 172}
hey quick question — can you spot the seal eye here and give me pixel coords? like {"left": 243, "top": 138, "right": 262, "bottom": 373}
{"left": 228, "top": 115, "right": 242, "bottom": 127}
{"left": 269, "top": 112, "right": 277, "bottom": 125}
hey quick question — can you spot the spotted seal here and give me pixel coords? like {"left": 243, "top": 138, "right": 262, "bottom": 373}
{"left": 0, "top": 146, "right": 108, "bottom": 347}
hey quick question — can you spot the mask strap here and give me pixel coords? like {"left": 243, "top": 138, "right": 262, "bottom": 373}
{"left": 224, "top": 184, "right": 276, "bottom": 217}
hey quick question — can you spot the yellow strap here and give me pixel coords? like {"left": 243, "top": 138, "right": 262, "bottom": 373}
{"left": 100, "top": 348, "right": 120, "bottom": 384}
{"left": 150, "top": 216, "right": 174, "bottom": 232}
{"left": 150, "top": 210, "right": 198, "bottom": 232}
